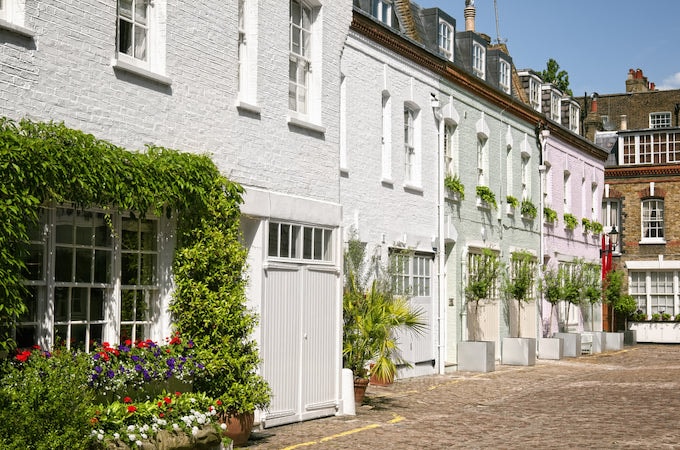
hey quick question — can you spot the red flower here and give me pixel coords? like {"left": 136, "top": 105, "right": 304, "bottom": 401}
{"left": 164, "top": 397, "right": 172, "bottom": 405}
{"left": 16, "top": 350, "right": 31, "bottom": 363}
{"left": 216, "top": 399, "right": 222, "bottom": 406}
{"left": 32, "top": 345, "right": 41, "bottom": 349}
{"left": 123, "top": 397, "right": 132, "bottom": 404}
{"left": 90, "top": 417, "right": 99, "bottom": 425}
{"left": 159, "top": 412, "right": 165, "bottom": 418}
{"left": 175, "top": 392, "right": 181, "bottom": 397}
{"left": 169, "top": 336, "right": 181, "bottom": 345}
{"left": 127, "top": 405, "right": 137, "bottom": 413}
{"left": 125, "top": 339, "right": 132, "bottom": 346}
{"left": 157, "top": 401, "right": 163, "bottom": 407}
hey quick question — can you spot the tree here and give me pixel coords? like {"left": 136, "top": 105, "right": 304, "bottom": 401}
{"left": 502, "top": 251, "right": 536, "bottom": 338}
{"left": 465, "top": 249, "right": 502, "bottom": 341}
{"left": 541, "top": 58, "right": 572, "bottom": 96}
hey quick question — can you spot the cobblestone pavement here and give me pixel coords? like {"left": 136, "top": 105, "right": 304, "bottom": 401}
{"left": 241, "top": 344, "right": 680, "bottom": 449}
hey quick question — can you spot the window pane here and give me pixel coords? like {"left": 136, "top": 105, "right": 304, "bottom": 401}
{"left": 71, "top": 288, "right": 87, "bottom": 321}
{"left": 24, "top": 243, "right": 44, "bottom": 280}
{"left": 280, "top": 224, "right": 291, "bottom": 257}
{"left": 122, "top": 218, "right": 138, "bottom": 250}
{"left": 119, "top": 0, "right": 132, "bottom": 18}
{"left": 118, "top": 19, "right": 133, "bottom": 55}
{"left": 75, "top": 248, "right": 93, "bottom": 283}
{"left": 55, "top": 247, "right": 73, "bottom": 282}
{"left": 140, "top": 253, "right": 156, "bottom": 285}
{"left": 55, "top": 287, "right": 69, "bottom": 322}
{"left": 291, "top": 225, "right": 300, "bottom": 258}
{"left": 134, "top": 0, "right": 147, "bottom": 24}
{"left": 323, "top": 229, "right": 331, "bottom": 261}
{"left": 94, "top": 250, "right": 111, "bottom": 283}
{"left": 303, "top": 227, "right": 312, "bottom": 259}
{"left": 139, "top": 220, "right": 156, "bottom": 251}
{"left": 268, "top": 223, "right": 279, "bottom": 257}
{"left": 121, "top": 253, "right": 137, "bottom": 285}
{"left": 90, "top": 289, "right": 105, "bottom": 321}
{"left": 136, "top": 294, "right": 147, "bottom": 321}
{"left": 121, "top": 290, "right": 135, "bottom": 321}
{"left": 134, "top": 25, "right": 147, "bottom": 60}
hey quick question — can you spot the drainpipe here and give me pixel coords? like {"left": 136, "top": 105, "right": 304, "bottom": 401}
{"left": 537, "top": 124, "right": 549, "bottom": 339}
{"left": 432, "top": 94, "right": 446, "bottom": 375}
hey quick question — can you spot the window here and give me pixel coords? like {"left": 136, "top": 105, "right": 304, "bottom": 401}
{"left": 289, "top": 0, "right": 312, "bottom": 115}
{"left": 621, "top": 131, "right": 680, "bottom": 165}
{"left": 630, "top": 271, "right": 676, "bottom": 316}
{"left": 115, "top": 0, "right": 167, "bottom": 81}
{"left": 268, "top": 222, "right": 333, "bottom": 262}
{"left": 444, "top": 122, "right": 456, "bottom": 176}
{"left": 117, "top": 0, "right": 149, "bottom": 63}
{"left": 563, "top": 171, "right": 571, "bottom": 213}
{"left": 642, "top": 198, "right": 664, "bottom": 242}
{"left": 550, "top": 91, "right": 560, "bottom": 122}
{"left": 236, "top": 0, "right": 258, "bottom": 106}
{"left": 340, "top": 75, "right": 347, "bottom": 170}
{"left": 16, "top": 207, "right": 161, "bottom": 352}
{"left": 569, "top": 103, "right": 579, "bottom": 133}
{"left": 467, "top": 251, "right": 499, "bottom": 299}
{"left": 520, "top": 155, "right": 530, "bottom": 200}
{"left": 0, "top": 0, "right": 7, "bottom": 21}
{"left": 381, "top": 92, "right": 392, "bottom": 180}
{"left": 650, "top": 112, "right": 671, "bottom": 129}
{"left": 404, "top": 105, "right": 420, "bottom": 186}
{"left": 472, "top": 43, "right": 485, "bottom": 79}
{"left": 391, "top": 251, "right": 431, "bottom": 297}
{"left": 529, "top": 78, "right": 540, "bottom": 111}
{"left": 438, "top": 21, "right": 453, "bottom": 60}
{"left": 477, "top": 136, "right": 488, "bottom": 186}
{"left": 372, "top": 0, "right": 392, "bottom": 26}
{"left": 499, "top": 60, "right": 510, "bottom": 94}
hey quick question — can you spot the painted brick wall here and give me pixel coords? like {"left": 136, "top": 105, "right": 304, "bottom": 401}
{"left": 0, "top": 0, "right": 352, "bottom": 203}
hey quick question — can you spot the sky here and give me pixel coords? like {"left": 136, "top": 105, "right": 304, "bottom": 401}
{"left": 415, "top": 0, "right": 680, "bottom": 96}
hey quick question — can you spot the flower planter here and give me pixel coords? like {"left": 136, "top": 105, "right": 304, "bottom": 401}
{"left": 604, "top": 332, "right": 624, "bottom": 351}
{"left": 353, "top": 377, "right": 370, "bottom": 405}
{"left": 624, "top": 330, "right": 637, "bottom": 346}
{"left": 458, "top": 341, "right": 495, "bottom": 373}
{"left": 552, "top": 332, "right": 581, "bottom": 358}
{"left": 590, "top": 331, "right": 606, "bottom": 354}
{"left": 501, "top": 337, "right": 536, "bottom": 366}
{"left": 538, "top": 337, "right": 563, "bottom": 360}
{"left": 106, "top": 425, "right": 224, "bottom": 450}
{"left": 222, "top": 411, "right": 255, "bottom": 446}
{"left": 629, "top": 321, "right": 680, "bottom": 343}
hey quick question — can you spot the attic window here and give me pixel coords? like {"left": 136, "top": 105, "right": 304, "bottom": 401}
{"left": 499, "top": 60, "right": 510, "bottom": 94}
{"left": 438, "top": 21, "right": 453, "bottom": 61}
{"left": 372, "top": 0, "right": 392, "bottom": 26}
{"left": 472, "top": 43, "right": 485, "bottom": 79}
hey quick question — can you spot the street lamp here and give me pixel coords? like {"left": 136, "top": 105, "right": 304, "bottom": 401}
{"left": 601, "top": 225, "right": 618, "bottom": 280}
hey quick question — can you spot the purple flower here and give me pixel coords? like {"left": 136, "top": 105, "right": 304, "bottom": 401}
{"left": 107, "top": 370, "right": 115, "bottom": 379}
{"left": 93, "top": 354, "right": 101, "bottom": 361}
{"left": 134, "top": 364, "right": 143, "bottom": 372}
{"left": 94, "top": 365, "right": 103, "bottom": 374}
{"left": 166, "top": 358, "right": 176, "bottom": 370}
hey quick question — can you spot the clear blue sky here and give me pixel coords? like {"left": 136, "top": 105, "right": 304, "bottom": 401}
{"left": 415, "top": 0, "right": 680, "bottom": 95}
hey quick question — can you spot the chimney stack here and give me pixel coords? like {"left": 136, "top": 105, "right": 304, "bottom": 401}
{"left": 464, "top": 0, "right": 476, "bottom": 32}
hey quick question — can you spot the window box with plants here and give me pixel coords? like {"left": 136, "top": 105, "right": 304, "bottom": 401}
{"left": 520, "top": 199, "right": 537, "bottom": 220}
{"left": 544, "top": 207, "right": 557, "bottom": 225}
{"left": 444, "top": 173, "right": 464, "bottom": 201}
{"left": 628, "top": 310, "right": 680, "bottom": 343}
{"left": 563, "top": 213, "right": 578, "bottom": 231}
{"left": 506, "top": 195, "right": 519, "bottom": 215}
{"left": 476, "top": 185, "right": 497, "bottom": 210}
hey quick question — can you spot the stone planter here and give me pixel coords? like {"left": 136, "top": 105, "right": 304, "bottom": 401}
{"left": 538, "top": 337, "right": 563, "bottom": 360}
{"left": 501, "top": 337, "right": 536, "bottom": 366}
{"left": 624, "top": 329, "right": 637, "bottom": 346}
{"left": 590, "top": 331, "right": 606, "bottom": 354}
{"left": 629, "top": 321, "right": 680, "bottom": 343}
{"left": 552, "top": 332, "right": 581, "bottom": 358}
{"left": 106, "top": 425, "right": 224, "bottom": 450}
{"left": 604, "top": 332, "right": 624, "bottom": 351}
{"left": 458, "top": 341, "right": 495, "bottom": 373}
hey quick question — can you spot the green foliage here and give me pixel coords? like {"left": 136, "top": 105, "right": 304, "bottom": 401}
{"left": 540, "top": 268, "right": 562, "bottom": 307}
{"left": 614, "top": 295, "right": 638, "bottom": 317}
{"left": 630, "top": 311, "right": 648, "bottom": 322}
{"left": 540, "top": 58, "right": 573, "bottom": 96}
{"left": 0, "top": 348, "right": 96, "bottom": 449}
{"left": 502, "top": 251, "right": 536, "bottom": 337}
{"left": 563, "top": 213, "right": 578, "bottom": 230}
{"left": 661, "top": 312, "right": 672, "bottom": 321}
{"left": 465, "top": 249, "right": 501, "bottom": 305}
{"left": 581, "top": 218, "right": 591, "bottom": 232}
{"left": 604, "top": 270, "right": 633, "bottom": 330}
{"left": 506, "top": 195, "right": 519, "bottom": 209}
{"left": 591, "top": 221, "right": 603, "bottom": 234}
{"left": 476, "top": 185, "right": 497, "bottom": 209}
{"left": 544, "top": 207, "right": 557, "bottom": 224}
{"left": 651, "top": 313, "right": 661, "bottom": 321}
{"left": 520, "top": 199, "right": 537, "bottom": 219}
{"left": 444, "top": 174, "right": 465, "bottom": 199}
{"left": 342, "top": 239, "right": 426, "bottom": 382}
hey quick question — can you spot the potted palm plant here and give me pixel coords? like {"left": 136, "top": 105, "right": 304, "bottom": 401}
{"left": 343, "top": 236, "right": 426, "bottom": 404}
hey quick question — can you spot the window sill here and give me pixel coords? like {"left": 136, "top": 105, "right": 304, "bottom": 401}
{"left": 403, "top": 183, "right": 423, "bottom": 194}
{"left": 287, "top": 115, "right": 326, "bottom": 134}
{"left": 381, "top": 178, "right": 394, "bottom": 187}
{"left": 111, "top": 58, "right": 172, "bottom": 86}
{"left": 0, "top": 19, "right": 35, "bottom": 38}
{"left": 235, "top": 99, "right": 261, "bottom": 115}
{"left": 640, "top": 238, "right": 666, "bottom": 245}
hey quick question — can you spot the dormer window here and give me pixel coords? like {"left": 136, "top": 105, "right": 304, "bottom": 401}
{"left": 472, "top": 43, "right": 485, "bottom": 79}
{"left": 438, "top": 21, "right": 453, "bottom": 61}
{"left": 372, "top": 0, "right": 392, "bottom": 26}
{"left": 650, "top": 112, "right": 671, "bottom": 129}
{"left": 499, "top": 60, "right": 510, "bottom": 94}
{"left": 550, "top": 91, "right": 560, "bottom": 122}
{"left": 569, "top": 103, "right": 579, "bottom": 132}
{"left": 529, "top": 78, "right": 540, "bottom": 111}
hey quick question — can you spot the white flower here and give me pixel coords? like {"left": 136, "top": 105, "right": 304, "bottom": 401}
{"left": 173, "top": 423, "right": 180, "bottom": 431}
{"left": 127, "top": 425, "right": 136, "bottom": 432}
{"left": 192, "top": 426, "right": 199, "bottom": 436}
{"left": 128, "top": 434, "right": 136, "bottom": 441}
{"left": 114, "top": 433, "right": 120, "bottom": 439}
{"left": 136, "top": 440, "right": 143, "bottom": 447}
{"left": 220, "top": 423, "right": 227, "bottom": 430}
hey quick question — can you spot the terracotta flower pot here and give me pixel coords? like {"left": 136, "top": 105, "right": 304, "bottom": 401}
{"left": 222, "top": 411, "right": 255, "bottom": 446}
{"left": 353, "top": 377, "right": 369, "bottom": 405}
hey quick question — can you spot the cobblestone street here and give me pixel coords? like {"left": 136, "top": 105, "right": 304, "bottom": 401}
{"left": 243, "top": 344, "right": 680, "bottom": 449}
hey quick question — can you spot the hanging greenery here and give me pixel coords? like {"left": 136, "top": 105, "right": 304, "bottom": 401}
{"left": 0, "top": 118, "right": 270, "bottom": 412}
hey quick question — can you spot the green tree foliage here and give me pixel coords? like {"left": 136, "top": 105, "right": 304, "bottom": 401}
{"left": 541, "top": 58, "right": 573, "bottom": 96}
{"left": 502, "top": 251, "right": 536, "bottom": 337}
{"left": 465, "top": 249, "right": 502, "bottom": 341}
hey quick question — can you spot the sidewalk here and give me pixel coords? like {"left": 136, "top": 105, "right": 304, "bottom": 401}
{"left": 243, "top": 344, "right": 680, "bottom": 449}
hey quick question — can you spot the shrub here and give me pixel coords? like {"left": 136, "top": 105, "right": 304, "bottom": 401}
{"left": 651, "top": 313, "right": 662, "bottom": 321}
{"left": 444, "top": 174, "right": 465, "bottom": 199}
{"left": 662, "top": 312, "right": 672, "bottom": 321}
{"left": 520, "top": 199, "right": 537, "bottom": 219}
{"left": 506, "top": 195, "right": 519, "bottom": 209}
{"left": 544, "top": 207, "right": 558, "bottom": 223}
{"left": 0, "top": 348, "right": 97, "bottom": 450}
{"left": 476, "top": 185, "right": 497, "bottom": 209}
{"left": 563, "top": 213, "right": 578, "bottom": 230}
{"left": 675, "top": 314, "right": 680, "bottom": 322}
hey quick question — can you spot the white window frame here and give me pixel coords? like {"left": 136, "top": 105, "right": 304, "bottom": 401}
{"left": 641, "top": 198, "right": 665, "bottom": 243}
{"left": 550, "top": 91, "right": 561, "bottom": 122}
{"left": 499, "top": 60, "right": 510, "bottom": 94}
{"left": 372, "top": 0, "right": 392, "bottom": 26}
{"left": 630, "top": 271, "right": 677, "bottom": 316}
{"left": 16, "top": 206, "right": 165, "bottom": 352}
{"left": 529, "top": 78, "right": 540, "bottom": 111}
{"left": 477, "top": 136, "right": 488, "bottom": 187}
{"left": 114, "top": 0, "right": 169, "bottom": 84}
{"left": 444, "top": 121, "right": 456, "bottom": 176}
{"left": 650, "top": 112, "right": 671, "bottom": 129}
{"left": 236, "top": 0, "right": 259, "bottom": 109}
{"left": 521, "top": 155, "right": 529, "bottom": 200}
{"left": 438, "top": 21, "right": 453, "bottom": 61}
{"left": 391, "top": 251, "right": 431, "bottom": 297}
{"left": 404, "top": 104, "right": 421, "bottom": 188}
{"left": 563, "top": 170, "right": 571, "bottom": 213}
{"left": 569, "top": 103, "right": 579, "bottom": 132}
{"left": 267, "top": 221, "right": 333, "bottom": 262}
{"left": 381, "top": 91, "right": 393, "bottom": 182}
{"left": 472, "top": 43, "right": 485, "bottom": 79}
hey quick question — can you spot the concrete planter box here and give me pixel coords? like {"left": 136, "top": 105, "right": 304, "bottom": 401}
{"left": 552, "top": 332, "right": 581, "bottom": 358}
{"left": 458, "top": 341, "right": 495, "bottom": 373}
{"left": 591, "top": 331, "right": 606, "bottom": 354}
{"left": 538, "top": 337, "right": 563, "bottom": 360}
{"left": 501, "top": 338, "right": 536, "bottom": 366}
{"left": 604, "top": 332, "right": 624, "bottom": 351}
{"left": 624, "top": 329, "right": 637, "bottom": 346}
{"left": 629, "top": 322, "right": 680, "bottom": 343}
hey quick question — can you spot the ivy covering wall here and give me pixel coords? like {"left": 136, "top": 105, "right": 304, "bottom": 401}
{"left": 0, "top": 117, "right": 269, "bottom": 412}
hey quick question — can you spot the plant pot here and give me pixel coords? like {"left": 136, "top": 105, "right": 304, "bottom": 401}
{"left": 353, "top": 377, "right": 370, "bottom": 405}
{"left": 222, "top": 411, "right": 255, "bottom": 446}
{"left": 458, "top": 341, "right": 495, "bottom": 372}
{"left": 501, "top": 337, "right": 536, "bottom": 366}
{"left": 369, "top": 363, "right": 393, "bottom": 386}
